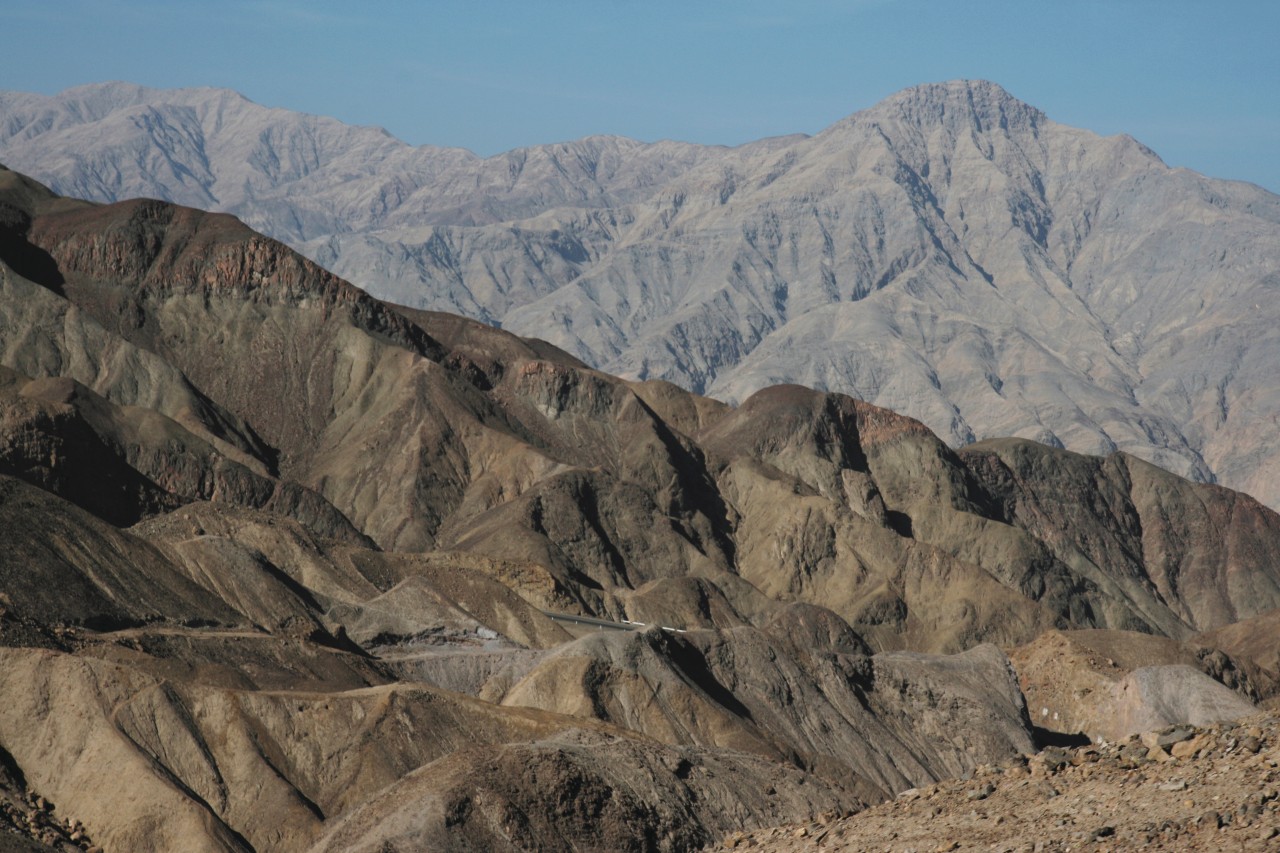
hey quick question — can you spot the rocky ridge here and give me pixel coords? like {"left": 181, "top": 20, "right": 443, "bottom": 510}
{"left": 3, "top": 81, "right": 1280, "bottom": 511}
{"left": 8, "top": 162, "right": 1280, "bottom": 649}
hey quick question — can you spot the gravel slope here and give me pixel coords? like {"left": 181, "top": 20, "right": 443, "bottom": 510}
{"left": 721, "top": 714, "right": 1280, "bottom": 852}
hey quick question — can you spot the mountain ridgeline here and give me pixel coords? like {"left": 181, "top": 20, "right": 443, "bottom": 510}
{"left": 3, "top": 79, "right": 1280, "bottom": 513}
{"left": 0, "top": 160, "right": 1279, "bottom": 849}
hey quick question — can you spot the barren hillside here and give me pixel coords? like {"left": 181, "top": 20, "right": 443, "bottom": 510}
{"left": 1, "top": 167, "right": 1278, "bottom": 850}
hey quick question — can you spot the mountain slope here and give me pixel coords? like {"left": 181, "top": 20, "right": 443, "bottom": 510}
{"left": 3, "top": 81, "right": 1279, "bottom": 510}
{"left": 0, "top": 167, "right": 1277, "bottom": 849}
{"left": 6, "top": 166, "right": 1280, "bottom": 647}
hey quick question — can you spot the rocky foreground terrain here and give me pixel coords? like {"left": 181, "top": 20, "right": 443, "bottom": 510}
{"left": 722, "top": 714, "right": 1280, "bottom": 852}
{"left": 4, "top": 80, "right": 1280, "bottom": 511}
{"left": 1, "top": 166, "right": 1279, "bottom": 850}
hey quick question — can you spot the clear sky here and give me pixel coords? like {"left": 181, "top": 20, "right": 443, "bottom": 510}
{"left": 8, "top": 0, "right": 1280, "bottom": 191}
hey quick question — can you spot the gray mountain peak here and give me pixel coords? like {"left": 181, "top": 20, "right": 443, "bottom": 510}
{"left": 3, "top": 79, "right": 1278, "bottom": 507}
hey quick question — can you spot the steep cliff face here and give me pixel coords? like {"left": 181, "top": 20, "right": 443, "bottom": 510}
{"left": 5, "top": 81, "right": 1280, "bottom": 511}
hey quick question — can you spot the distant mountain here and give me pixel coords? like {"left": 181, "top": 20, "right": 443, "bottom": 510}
{"left": 2, "top": 80, "right": 1279, "bottom": 516}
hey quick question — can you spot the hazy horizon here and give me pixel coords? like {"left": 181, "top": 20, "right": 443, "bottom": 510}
{"left": 7, "top": 0, "right": 1279, "bottom": 192}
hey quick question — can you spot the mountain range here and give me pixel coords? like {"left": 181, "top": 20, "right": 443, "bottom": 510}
{"left": 2, "top": 80, "right": 1279, "bottom": 513}
{"left": 1, "top": 162, "right": 1279, "bottom": 849}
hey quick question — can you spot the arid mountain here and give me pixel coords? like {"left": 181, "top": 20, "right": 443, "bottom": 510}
{"left": 0, "top": 168, "right": 1276, "bottom": 850}
{"left": 3, "top": 80, "right": 1280, "bottom": 512}
{"left": 6, "top": 163, "right": 1280, "bottom": 645}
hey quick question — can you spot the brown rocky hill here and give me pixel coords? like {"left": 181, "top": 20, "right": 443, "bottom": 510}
{"left": 7, "top": 163, "right": 1280, "bottom": 647}
{"left": 0, "top": 167, "right": 1278, "bottom": 850}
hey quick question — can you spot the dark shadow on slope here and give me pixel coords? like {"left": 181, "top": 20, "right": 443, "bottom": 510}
{"left": 663, "top": 635, "right": 756, "bottom": 721}
{"left": 0, "top": 743, "right": 29, "bottom": 790}
{"left": 0, "top": 412, "right": 182, "bottom": 527}
{"left": 631, "top": 395, "right": 739, "bottom": 567}
{"left": 0, "top": 203, "right": 65, "bottom": 296}
{"left": 1032, "top": 726, "right": 1092, "bottom": 749}
{"left": 885, "top": 510, "right": 913, "bottom": 538}
{"left": 80, "top": 614, "right": 149, "bottom": 632}
{"left": 251, "top": 557, "right": 373, "bottom": 657}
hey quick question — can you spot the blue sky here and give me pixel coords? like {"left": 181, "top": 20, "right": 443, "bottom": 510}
{"left": 8, "top": 0, "right": 1280, "bottom": 191}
